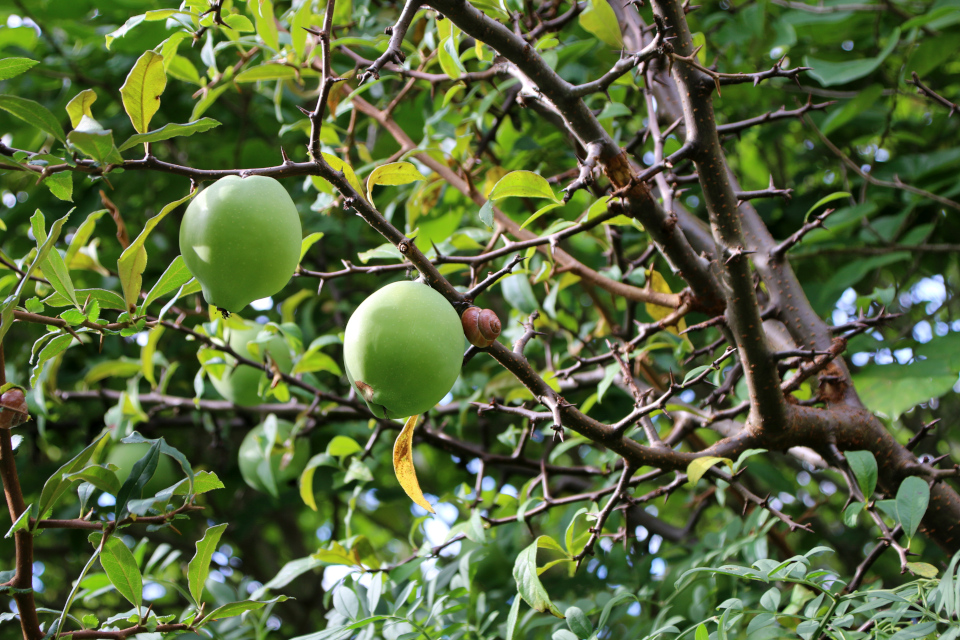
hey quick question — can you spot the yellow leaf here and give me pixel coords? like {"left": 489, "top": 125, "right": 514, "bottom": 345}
{"left": 118, "top": 189, "right": 195, "bottom": 310}
{"left": 483, "top": 166, "right": 509, "bottom": 197}
{"left": 321, "top": 152, "right": 366, "bottom": 201}
{"left": 141, "top": 325, "right": 164, "bottom": 388}
{"left": 686, "top": 456, "right": 732, "bottom": 486}
{"left": 645, "top": 269, "right": 687, "bottom": 335}
{"left": 366, "top": 162, "right": 427, "bottom": 206}
{"left": 906, "top": 562, "right": 939, "bottom": 578}
{"left": 66, "top": 89, "right": 97, "bottom": 129}
{"left": 120, "top": 51, "right": 167, "bottom": 134}
{"left": 393, "top": 415, "right": 435, "bottom": 513}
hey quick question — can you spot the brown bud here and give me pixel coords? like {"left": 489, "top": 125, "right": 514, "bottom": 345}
{"left": 462, "top": 307, "right": 501, "bottom": 348}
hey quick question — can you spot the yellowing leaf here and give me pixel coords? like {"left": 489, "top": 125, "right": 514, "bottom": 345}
{"left": 321, "top": 152, "right": 366, "bottom": 201}
{"left": 141, "top": 325, "right": 164, "bottom": 388}
{"left": 906, "top": 562, "right": 939, "bottom": 578}
{"left": 489, "top": 170, "right": 561, "bottom": 203}
{"left": 483, "top": 166, "right": 509, "bottom": 197}
{"left": 66, "top": 89, "right": 97, "bottom": 128}
{"left": 393, "top": 415, "right": 435, "bottom": 514}
{"left": 366, "top": 162, "right": 427, "bottom": 205}
{"left": 120, "top": 51, "right": 167, "bottom": 134}
{"left": 645, "top": 270, "right": 687, "bottom": 335}
{"left": 687, "top": 456, "right": 732, "bottom": 486}
{"left": 118, "top": 189, "right": 195, "bottom": 310}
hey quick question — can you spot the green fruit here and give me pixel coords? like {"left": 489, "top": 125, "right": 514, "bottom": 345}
{"left": 343, "top": 280, "right": 463, "bottom": 419}
{"left": 238, "top": 418, "right": 310, "bottom": 494}
{"left": 179, "top": 175, "right": 302, "bottom": 313}
{"left": 106, "top": 443, "right": 179, "bottom": 496}
{"left": 209, "top": 320, "right": 294, "bottom": 406}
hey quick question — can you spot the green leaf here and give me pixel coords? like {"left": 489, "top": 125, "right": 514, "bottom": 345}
{"left": 520, "top": 203, "right": 563, "bottom": 230}
{"left": 30, "top": 333, "right": 74, "bottom": 387}
{"left": 99, "top": 536, "right": 143, "bottom": 610}
{"left": 0, "top": 57, "right": 38, "bottom": 81}
{"left": 489, "top": 170, "right": 561, "bottom": 203}
{"left": 478, "top": 200, "right": 495, "bottom": 228}
{"left": 299, "top": 232, "right": 325, "bottom": 261}
{"left": 120, "top": 51, "right": 167, "bottom": 134}
{"left": 333, "top": 586, "right": 359, "bottom": 621}
{"left": 803, "top": 191, "right": 850, "bottom": 222}
{"left": 172, "top": 470, "right": 224, "bottom": 496}
{"left": 842, "top": 501, "right": 863, "bottom": 526}
{"left": 0, "top": 95, "right": 66, "bottom": 142}
{"left": 565, "top": 606, "right": 593, "bottom": 639}
{"left": 896, "top": 476, "right": 930, "bottom": 542}
{"left": 5, "top": 505, "right": 31, "bottom": 539}
{"left": 113, "top": 440, "right": 162, "bottom": 517}
{"left": 117, "top": 118, "right": 220, "bottom": 152}
{"left": 251, "top": 0, "right": 280, "bottom": 50}
{"left": 0, "top": 208, "right": 69, "bottom": 344}
{"left": 290, "top": 0, "right": 312, "bottom": 58}
{"left": 65, "top": 89, "right": 97, "bottom": 128}
{"left": 686, "top": 456, "right": 732, "bottom": 486}
{"left": 357, "top": 242, "right": 402, "bottom": 263}
{"left": 36, "top": 435, "right": 108, "bottom": 521}
{"left": 223, "top": 13, "right": 255, "bottom": 32}
{"left": 45, "top": 288, "right": 126, "bottom": 311}
{"left": 292, "top": 349, "right": 343, "bottom": 376}
{"left": 501, "top": 273, "right": 538, "bottom": 315}
{"left": 597, "top": 592, "right": 637, "bottom": 629}
{"left": 199, "top": 597, "right": 287, "bottom": 626}
{"left": 191, "top": 83, "right": 229, "bottom": 121}
{"left": 804, "top": 28, "right": 899, "bottom": 87}
{"left": 67, "top": 116, "right": 124, "bottom": 166}
{"left": 845, "top": 450, "right": 878, "bottom": 500}
{"left": 853, "top": 359, "right": 958, "bottom": 420}
{"left": 167, "top": 55, "right": 201, "bottom": 85}
{"left": 250, "top": 556, "right": 323, "bottom": 600}
{"left": 513, "top": 536, "right": 564, "bottom": 617}
{"left": 506, "top": 592, "right": 522, "bottom": 640}
{"left": 106, "top": 14, "right": 145, "bottom": 48}
{"left": 579, "top": 0, "right": 623, "bottom": 49}
{"left": 118, "top": 189, "right": 195, "bottom": 311}
{"left": 188, "top": 523, "right": 229, "bottom": 606}
{"left": 38, "top": 228, "right": 77, "bottom": 308}
{"left": 439, "top": 36, "right": 466, "bottom": 79}
{"left": 467, "top": 509, "right": 487, "bottom": 544}
{"left": 327, "top": 436, "right": 362, "bottom": 458}
{"left": 140, "top": 256, "right": 193, "bottom": 313}
{"left": 63, "top": 465, "right": 121, "bottom": 495}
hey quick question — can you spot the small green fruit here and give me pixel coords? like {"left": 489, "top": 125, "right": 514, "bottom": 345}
{"left": 238, "top": 418, "right": 310, "bottom": 494}
{"left": 343, "top": 280, "right": 463, "bottom": 419}
{"left": 179, "top": 175, "right": 302, "bottom": 313}
{"left": 106, "top": 443, "right": 179, "bottom": 496}
{"left": 209, "top": 320, "right": 294, "bottom": 406}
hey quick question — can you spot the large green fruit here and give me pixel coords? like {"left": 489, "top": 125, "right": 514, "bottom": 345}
{"left": 106, "top": 443, "right": 179, "bottom": 496}
{"left": 179, "top": 175, "right": 302, "bottom": 313}
{"left": 343, "top": 281, "right": 463, "bottom": 419}
{"left": 238, "top": 418, "right": 310, "bottom": 494}
{"left": 209, "top": 321, "right": 294, "bottom": 406}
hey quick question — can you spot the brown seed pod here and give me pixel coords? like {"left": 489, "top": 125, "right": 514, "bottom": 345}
{"left": 462, "top": 307, "right": 501, "bottom": 348}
